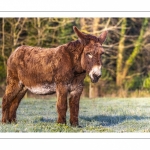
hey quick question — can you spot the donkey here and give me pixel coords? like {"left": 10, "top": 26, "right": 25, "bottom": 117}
{"left": 2, "top": 26, "right": 108, "bottom": 126}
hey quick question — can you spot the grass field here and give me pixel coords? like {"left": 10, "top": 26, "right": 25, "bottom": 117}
{"left": 1, "top": 97, "right": 150, "bottom": 132}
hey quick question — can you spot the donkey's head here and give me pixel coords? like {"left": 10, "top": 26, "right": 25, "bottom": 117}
{"left": 73, "top": 26, "right": 108, "bottom": 83}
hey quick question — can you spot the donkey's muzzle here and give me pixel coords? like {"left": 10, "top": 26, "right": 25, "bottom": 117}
{"left": 89, "top": 65, "right": 102, "bottom": 83}
{"left": 91, "top": 74, "right": 101, "bottom": 83}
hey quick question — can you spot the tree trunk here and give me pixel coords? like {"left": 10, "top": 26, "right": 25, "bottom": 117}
{"left": 37, "top": 18, "right": 41, "bottom": 46}
{"left": 122, "top": 18, "right": 149, "bottom": 79}
{"left": 116, "top": 18, "right": 127, "bottom": 87}
{"left": 2, "top": 18, "right": 7, "bottom": 70}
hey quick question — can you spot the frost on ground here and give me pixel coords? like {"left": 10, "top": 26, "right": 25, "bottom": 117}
{"left": 0, "top": 97, "right": 150, "bottom": 132}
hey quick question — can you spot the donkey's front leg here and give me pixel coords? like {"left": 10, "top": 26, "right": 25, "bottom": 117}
{"left": 69, "top": 85, "right": 83, "bottom": 126}
{"left": 56, "top": 83, "right": 68, "bottom": 124}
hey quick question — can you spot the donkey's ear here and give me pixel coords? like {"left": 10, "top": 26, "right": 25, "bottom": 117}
{"left": 98, "top": 30, "right": 108, "bottom": 44}
{"left": 73, "top": 26, "right": 86, "bottom": 42}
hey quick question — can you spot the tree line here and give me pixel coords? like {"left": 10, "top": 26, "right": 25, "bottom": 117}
{"left": 0, "top": 18, "right": 150, "bottom": 97}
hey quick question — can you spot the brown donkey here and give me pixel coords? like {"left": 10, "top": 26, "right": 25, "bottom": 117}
{"left": 2, "top": 26, "right": 108, "bottom": 126}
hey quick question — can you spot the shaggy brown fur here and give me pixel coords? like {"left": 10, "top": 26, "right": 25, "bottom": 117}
{"left": 2, "top": 26, "right": 108, "bottom": 126}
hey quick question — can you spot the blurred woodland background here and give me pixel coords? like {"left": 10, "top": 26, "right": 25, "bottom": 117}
{"left": 1, "top": 18, "right": 150, "bottom": 98}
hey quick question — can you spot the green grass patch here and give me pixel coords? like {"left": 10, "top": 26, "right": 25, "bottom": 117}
{"left": 0, "top": 97, "right": 150, "bottom": 132}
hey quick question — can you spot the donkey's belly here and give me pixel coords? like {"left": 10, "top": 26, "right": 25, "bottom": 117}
{"left": 26, "top": 83, "right": 56, "bottom": 95}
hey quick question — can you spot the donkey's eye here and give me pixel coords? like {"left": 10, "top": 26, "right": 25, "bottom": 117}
{"left": 87, "top": 53, "right": 93, "bottom": 58}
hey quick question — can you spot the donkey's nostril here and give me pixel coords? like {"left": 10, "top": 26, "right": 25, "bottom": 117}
{"left": 91, "top": 74, "right": 101, "bottom": 83}
{"left": 93, "top": 74, "right": 101, "bottom": 78}
{"left": 97, "top": 75, "right": 101, "bottom": 78}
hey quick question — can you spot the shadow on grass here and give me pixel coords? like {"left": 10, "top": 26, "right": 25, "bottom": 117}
{"left": 32, "top": 115, "right": 150, "bottom": 127}
{"left": 33, "top": 117, "right": 56, "bottom": 123}
{"left": 80, "top": 115, "right": 150, "bottom": 126}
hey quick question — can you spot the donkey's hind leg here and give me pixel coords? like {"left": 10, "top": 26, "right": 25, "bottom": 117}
{"left": 8, "top": 87, "right": 27, "bottom": 123}
{"left": 2, "top": 78, "right": 23, "bottom": 123}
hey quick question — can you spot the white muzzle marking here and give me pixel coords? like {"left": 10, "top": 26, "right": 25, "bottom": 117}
{"left": 89, "top": 65, "right": 102, "bottom": 80}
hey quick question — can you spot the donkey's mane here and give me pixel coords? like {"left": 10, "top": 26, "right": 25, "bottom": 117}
{"left": 66, "top": 40, "right": 82, "bottom": 52}
{"left": 67, "top": 40, "right": 81, "bottom": 48}
{"left": 66, "top": 34, "right": 99, "bottom": 52}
